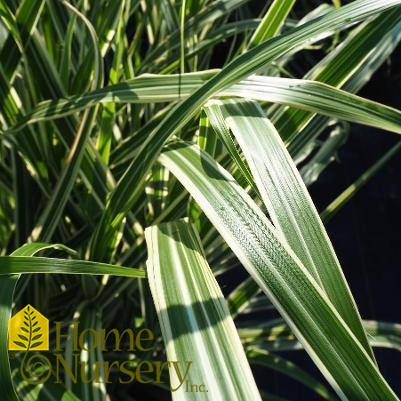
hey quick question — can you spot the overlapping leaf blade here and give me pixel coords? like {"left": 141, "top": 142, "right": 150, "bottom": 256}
{"left": 90, "top": 0, "right": 401, "bottom": 262}
{"left": 145, "top": 220, "right": 262, "bottom": 401}
{"left": 204, "top": 98, "right": 373, "bottom": 358}
{"left": 8, "top": 73, "right": 401, "bottom": 136}
{"left": 159, "top": 141, "right": 398, "bottom": 400}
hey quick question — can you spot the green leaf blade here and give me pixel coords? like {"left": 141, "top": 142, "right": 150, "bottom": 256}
{"left": 159, "top": 141, "right": 398, "bottom": 401}
{"left": 204, "top": 98, "right": 374, "bottom": 359}
{"left": 146, "top": 220, "right": 263, "bottom": 401}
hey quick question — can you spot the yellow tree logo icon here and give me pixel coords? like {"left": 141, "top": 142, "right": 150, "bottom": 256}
{"left": 8, "top": 305, "right": 49, "bottom": 351}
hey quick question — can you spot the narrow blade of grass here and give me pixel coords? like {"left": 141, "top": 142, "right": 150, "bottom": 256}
{"left": 248, "top": 0, "right": 296, "bottom": 47}
{"left": 0, "top": 256, "right": 145, "bottom": 278}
